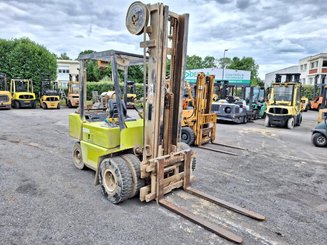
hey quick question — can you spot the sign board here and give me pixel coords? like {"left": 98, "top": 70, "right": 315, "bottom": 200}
{"left": 185, "top": 68, "right": 251, "bottom": 86}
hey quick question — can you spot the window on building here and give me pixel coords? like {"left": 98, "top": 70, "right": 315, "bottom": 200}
{"left": 302, "top": 78, "right": 306, "bottom": 84}
{"left": 66, "top": 69, "right": 70, "bottom": 73}
{"left": 300, "top": 65, "right": 303, "bottom": 71}
{"left": 58, "top": 69, "right": 62, "bottom": 73}
{"left": 311, "top": 62, "right": 314, "bottom": 69}
{"left": 323, "top": 60, "right": 327, "bottom": 67}
{"left": 304, "top": 64, "right": 307, "bottom": 70}
{"left": 315, "top": 61, "right": 318, "bottom": 67}
{"left": 309, "top": 78, "right": 313, "bottom": 84}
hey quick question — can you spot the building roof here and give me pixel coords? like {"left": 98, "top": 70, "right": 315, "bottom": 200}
{"left": 299, "top": 53, "right": 327, "bottom": 62}
{"left": 57, "top": 59, "right": 79, "bottom": 64}
{"left": 265, "top": 65, "right": 298, "bottom": 76}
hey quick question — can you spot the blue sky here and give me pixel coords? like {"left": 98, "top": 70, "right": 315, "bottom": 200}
{"left": 1, "top": 0, "right": 327, "bottom": 78}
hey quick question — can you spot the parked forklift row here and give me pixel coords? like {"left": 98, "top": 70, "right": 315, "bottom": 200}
{"left": 0, "top": 73, "right": 80, "bottom": 110}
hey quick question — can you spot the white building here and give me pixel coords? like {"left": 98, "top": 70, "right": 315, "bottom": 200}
{"left": 299, "top": 53, "right": 327, "bottom": 85}
{"left": 264, "top": 53, "right": 327, "bottom": 87}
{"left": 56, "top": 59, "right": 79, "bottom": 88}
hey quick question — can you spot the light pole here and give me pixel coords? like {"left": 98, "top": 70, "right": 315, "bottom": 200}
{"left": 222, "top": 49, "right": 228, "bottom": 82}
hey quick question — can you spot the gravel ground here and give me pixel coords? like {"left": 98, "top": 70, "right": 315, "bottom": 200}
{"left": 0, "top": 108, "right": 326, "bottom": 245}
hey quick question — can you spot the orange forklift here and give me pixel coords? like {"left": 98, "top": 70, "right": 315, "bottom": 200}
{"left": 310, "top": 74, "right": 326, "bottom": 110}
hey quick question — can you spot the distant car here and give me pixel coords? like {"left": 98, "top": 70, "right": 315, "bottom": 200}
{"left": 311, "top": 112, "right": 327, "bottom": 147}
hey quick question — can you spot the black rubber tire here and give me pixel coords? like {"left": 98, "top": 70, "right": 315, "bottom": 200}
{"left": 242, "top": 116, "right": 248, "bottom": 124}
{"left": 43, "top": 102, "right": 47, "bottom": 110}
{"left": 120, "top": 154, "right": 144, "bottom": 199}
{"left": 99, "top": 157, "right": 133, "bottom": 204}
{"left": 57, "top": 103, "right": 60, "bottom": 109}
{"left": 254, "top": 111, "right": 259, "bottom": 120}
{"left": 15, "top": 101, "right": 20, "bottom": 109}
{"left": 177, "top": 142, "right": 196, "bottom": 171}
{"left": 287, "top": 117, "right": 295, "bottom": 129}
{"left": 67, "top": 100, "right": 72, "bottom": 108}
{"left": 264, "top": 115, "right": 270, "bottom": 127}
{"left": 311, "top": 133, "right": 327, "bottom": 147}
{"left": 181, "top": 127, "right": 195, "bottom": 146}
{"left": 72, "top": 142, "right": 85, "bottom": 170}
{"left": 31, "top": 101, "right": 36, "bottom": 109}
{"left": 296, "top": 114, "right": 302, "bottom": 126}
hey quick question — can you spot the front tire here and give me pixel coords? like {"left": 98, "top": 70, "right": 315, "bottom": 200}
{"left": 99, "top": 157, "right": 133, "bottom": 204}
{"left": 296, "top": 114, "right": 302, "bottom": 126}
{"left": 311, "top": 133, "right": 327, "bottom": 147}
{"left": 43, "top": 102, "right": 47, "bottom": 110}
{"left": 120, "top": 154, "right": 144, "bottom": 198}
{"left": 181, "top": 127, "right": 195, "bottom": 146}
{"left": 264, "top": 115, "right": 270, "bottom": 127}
{"left": 72, "top": 142, "right": 85, "bottom": 170}
{"left": 15, "top": 101, "right": 20, "bottom": 109}
{"left": 242, "top": 116, "right": 248, "bottom": 124}
{"left": 287, "top": 117, "right": 295, "bottom": 129}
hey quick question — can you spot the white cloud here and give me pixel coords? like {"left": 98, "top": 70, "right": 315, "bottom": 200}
{"left": 0, "top": 0, "right": 326, "bottom": 79}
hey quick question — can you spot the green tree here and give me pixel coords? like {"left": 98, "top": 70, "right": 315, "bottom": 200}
{"left": 0, "top": 38, "right": 57, "bottom": 95}
{"left": 217, "top": 57, "right": 232, "bottom": 69}
{"left": 58, "top": 52, "right": 70, "bottom": 60}
{"left": 227, "top": 57, "right": 259, "bottom": 85}
{"left": 186, "top": 55, "right": 203, "bottom": 69}
{"left": 78, "top": 50, "right": 103, "bottom": 82}
{"left": 202, "top": 56, "right": 217, "bottom": 68}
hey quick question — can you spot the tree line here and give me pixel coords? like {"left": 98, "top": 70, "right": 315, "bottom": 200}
{"left": 0, "top": 37, "right": 263, "bottom": 95}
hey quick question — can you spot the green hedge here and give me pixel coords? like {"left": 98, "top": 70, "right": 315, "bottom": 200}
{"left": 86, "top": 81, "right": 144, "bottom": 100}
{"left": 302, "top": 85, "right": 314, "bottom": 100}
{"left": 85, "top": 82, "right": 315, "bottom": 101}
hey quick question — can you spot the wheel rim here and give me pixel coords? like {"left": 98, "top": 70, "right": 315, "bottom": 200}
{"left": 317, "top": 136, "right": 326, "bottom": 145}
{"left": 103, "top": 169, "right": 117, "bottom": 193}
{"left": 181, "top": 133, "right": 188, "bottom": 141}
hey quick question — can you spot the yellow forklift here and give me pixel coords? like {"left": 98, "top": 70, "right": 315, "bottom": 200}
{"left": 39, "top": 77, "right": 60, "bottom": 109}
{"left": 10, "top": 78, "right": 36, "bottom": 109}
{"left": 265, "top": 73, "right": 302, "bottom": 129}
{"left": 0, "top": 73, "right": 11, "bottom": 109}
{"left": 69, "top": 2, "right": 265, "bottom": 243}
{"left": 66, "top": 81, "right": 79, "bottom": 108}
{"left": 181, "top": 73, "right": 216, "bottom": 146}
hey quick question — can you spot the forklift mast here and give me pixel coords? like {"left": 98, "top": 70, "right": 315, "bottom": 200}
{"left": 313, "top": 74, "right": 326, "bottom": 98}
{"left": 127, "top": 2, "right": 189, "bottom": 160}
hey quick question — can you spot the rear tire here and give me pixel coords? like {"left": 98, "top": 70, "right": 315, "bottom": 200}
{"left": 264, "top": 115, "right": 270, "bottom": 127}
{"left": 181, "top": 127, "right": 195, "bottom": 146}
{"left": 68, "top": 100, "right": 72, "bottom": 108}
{"left": 99, "top": 157, "right": 133, "bottom": 204}
{"left": 311, "top": 133, "right": 327, "bottom": 147}
{"left": 296, "top": 114, "right": 302, "bottom": 126}
{"left": 15, "top": 101, "right": 20, "bottom": 109}
{"left": 120, "top": 154, "right": 144, "bottom": 198}
{"left": 57, "top": 103, "right": 60, "bottom": 109}
{"left": 43, "top": 102, "right": 47, "bottom": 110}
{"left": 72, "top": 142, "right": 85, "bottom": 170}
{"left": 287, "top": 117, "right": 294, "bottom": 129}
{"left": 242, "top": 116, "right": 248, "bottom": 124}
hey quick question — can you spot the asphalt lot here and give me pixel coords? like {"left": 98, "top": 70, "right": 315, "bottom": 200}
{"left": 0, "top": 108, "right": 326, "bottom": 244}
